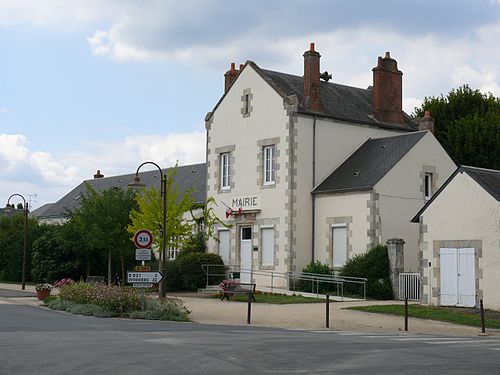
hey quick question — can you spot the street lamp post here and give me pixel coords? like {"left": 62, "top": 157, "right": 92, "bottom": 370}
{"left": 5, "top": 194, "right": 28, "bottom": 290}
{"left": 129, "top": 162, "right": 168, "bottom": 298}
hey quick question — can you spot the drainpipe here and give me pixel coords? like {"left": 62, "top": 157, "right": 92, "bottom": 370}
{"left": 311, "top": 115, "right": 317, "bottom": 262}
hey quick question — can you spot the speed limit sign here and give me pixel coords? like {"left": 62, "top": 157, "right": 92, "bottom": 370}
{"left": 134, "top": 229, "right": 153, "bottom": 249}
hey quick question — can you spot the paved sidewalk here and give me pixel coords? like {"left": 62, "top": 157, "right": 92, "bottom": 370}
{"left": 1, "top": 283, "right": 496, "bottom": 336}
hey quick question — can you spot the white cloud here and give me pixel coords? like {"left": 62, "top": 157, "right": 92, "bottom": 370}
{"left": 0, "top": 134, "right": 30, "bottom": 169}
{"left": 1, "top": 129, "right": 206, "bottom": 206}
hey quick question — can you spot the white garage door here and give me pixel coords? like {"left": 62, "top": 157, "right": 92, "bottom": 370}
{"left": 440, "top": 248, "right": 475, "bottom": 307}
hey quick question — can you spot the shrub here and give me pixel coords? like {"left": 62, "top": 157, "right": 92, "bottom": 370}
{"left": 297, "top": 261, "right": 335, "bottom": 294}
{"left": 165, "top": 259, "right": 183, "bottom": 292}
{"left": 47, "top": 298, "right": 75, "bottom": 311}
{"left": 128, "top": 298, "right": 191, "bottom": 321}
{"left": 177, "top": 252, "right": 225, "bottom": 291}
{"left": 59, "top": 282, "right": 140, "bottom": 312}
{"left": 340, "top": 244, "right": 393, "bottom": 300}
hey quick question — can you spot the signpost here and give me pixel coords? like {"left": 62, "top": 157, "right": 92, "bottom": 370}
{"left": 130, "top": 229, "right": 156, "bottom": 311}
{"left": 127, "top": 271, "right": 164, "bottom": 284}
{"left": 134, "top": 229, "right": 153, "bottom": 249}
{"left": 135, "top": 248, "right": 151, "bottom": 261}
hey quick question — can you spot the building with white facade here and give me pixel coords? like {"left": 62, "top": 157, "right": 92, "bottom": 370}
{"left": 412, "top": 166, "right": 500, "bottom": 310}
{"left": 205, "top": 43, "right": 455, "bottom": 286}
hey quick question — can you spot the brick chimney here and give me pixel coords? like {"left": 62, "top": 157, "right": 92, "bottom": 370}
{"left": 303, "top": 43, "right": 322, "bottom": 112}
{"left": 418, "top": 111, "right": 435, "bottom": 133}
{"left": 224, "top": 62, "right": 240, "bottom": 93}
{"left": 372, "top": 52, "right": 403, "bottom": 124}
{"left": 93, "top": 170, "right": 104, "bottom": 179}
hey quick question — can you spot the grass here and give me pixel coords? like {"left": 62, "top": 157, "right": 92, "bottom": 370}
{"left": 346, "top": 304, "right": 500, "bottom": 329}
{"left": 217, "top": 292, "right": 328, "bottom": 304}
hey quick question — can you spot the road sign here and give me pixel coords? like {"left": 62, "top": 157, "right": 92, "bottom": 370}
{"left": 135, "top": 248, "right": 151, "bottom": 261}
{"left": 132, "top": 283, "right": 153, "bottom": 288}
{"left": 134, "top": 229, "right": 153, "bottom": 249}
{"left": 135, "top": 265, "right": 151, "bottom": 272}
{"left": 127, "top": 271, "right": 163, "bottom": 284}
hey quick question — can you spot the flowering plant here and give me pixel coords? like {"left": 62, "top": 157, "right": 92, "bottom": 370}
{"left": 54, "top": 278, "right": 75, "bottom": 288}
{"left": 218, "top": 279, "right": 238, "bottom": 291}
{"left": 35, "top": 283, "right": 53, "bottom": 292}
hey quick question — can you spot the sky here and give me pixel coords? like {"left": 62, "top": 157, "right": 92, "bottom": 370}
{"left": 1, "top": 0, "right": 499, "bottom": 210}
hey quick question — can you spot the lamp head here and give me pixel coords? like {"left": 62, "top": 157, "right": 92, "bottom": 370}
{"left": 128, "top": 175, "right": 146, "bottom": 188}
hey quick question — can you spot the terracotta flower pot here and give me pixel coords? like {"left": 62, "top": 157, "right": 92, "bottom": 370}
{"left": 36, "top": 289, "right": 51, "bottom": 300}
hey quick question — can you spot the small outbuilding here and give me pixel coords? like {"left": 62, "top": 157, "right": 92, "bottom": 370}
{"left": 411, "top": 166, "right": 500, "bottom": 310}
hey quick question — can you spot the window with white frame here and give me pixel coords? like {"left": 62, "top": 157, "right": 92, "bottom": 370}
{"left": 263, "top": 145, "right": 276, "bottom": 185}
{"left": 424, "top": 172, "right": 433, "bottom": 200}
{"left": 332, "top": 224, "right": 347, "bottom": 268}
{"left": 220, "top": 152, "right": 230, "bottom": 190}
{"left": 261, "top": 227, "right": 274, "bottom": 266}
{"left": 218, "top": 229, "right": 230, "bottom": 265}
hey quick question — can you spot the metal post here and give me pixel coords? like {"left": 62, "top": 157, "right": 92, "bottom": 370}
{"left": 326, "top": 294, "right": 330, "bottom": 328}
{"left": 141, "top": 288, "right": 145, "bottom": 311}
{"left": 247, "top": 292, "right": 252, "bottom": 324}
{"left": 404, "top": 297, "right": 408, "bottom": 332}
{"left": 271, "top": 272, "right": 274, "bottom": 293}
{"left": 21, "top": 203, "right": 27, "bottom": 290}
{"left": 160, "top": 174, "right": 167, "bottom": 298}
{"left": 480, "top": 299, "right": 485, "bottom": 334}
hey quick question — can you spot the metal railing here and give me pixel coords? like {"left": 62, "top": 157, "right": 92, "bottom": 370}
{"left": 399, "top": 272, "right": 420, "bottom": 301}
{"left": 201, "top": 264, "right": 367, "bottom": 300}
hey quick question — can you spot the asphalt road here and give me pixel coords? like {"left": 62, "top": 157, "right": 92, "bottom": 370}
{"left": 0, "top": 297, "right": 499, "bottom": 374}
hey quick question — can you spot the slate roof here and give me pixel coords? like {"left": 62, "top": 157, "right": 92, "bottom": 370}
{"left": 313, "top": 131, "right": 427, "bottom": 194}
{"left": 31, "top": 163, "right": 207, "bottom": 221}
{"left": 411, "top": 165, "right": 500, "bottom": 222}
{"left": 207, "top": 61, "right": 416, "bottom": 131}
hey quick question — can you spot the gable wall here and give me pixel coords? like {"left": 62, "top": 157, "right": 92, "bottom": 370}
{"left": 419, "top": 172, "right": 500, "bottom": 309}
{"left": 206, "top": 66, "right": 291, "bottom": 282}
{"left": 375, "top": 132, "right": 456, "bottom": 271}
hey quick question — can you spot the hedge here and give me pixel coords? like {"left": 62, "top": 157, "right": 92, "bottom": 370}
{"left": 340, "top": 244, "right": 393, "bottom": 300}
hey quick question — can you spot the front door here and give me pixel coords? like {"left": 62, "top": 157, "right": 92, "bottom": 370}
{"left": 240, "top": 227, "right": 252, "bottom": 283}
{"left": 440, "top": 248, "right": 475, "bottom": 307}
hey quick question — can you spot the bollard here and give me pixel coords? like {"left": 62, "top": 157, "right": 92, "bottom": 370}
{"left": 326, "top": 294, "right": 330, "bottom": 328}
{"left": 480, "top": 299, "right": 485, "bottom": 334}
{"left": 247, "top": 292, "right": 252, "bottom": 324}
{"left": 404, "top": 297, "right": 408, "bottom": 332}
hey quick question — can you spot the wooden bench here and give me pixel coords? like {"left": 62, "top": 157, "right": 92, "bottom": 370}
{"left": 220, "top": 281, "right": 256, "bottom": 302}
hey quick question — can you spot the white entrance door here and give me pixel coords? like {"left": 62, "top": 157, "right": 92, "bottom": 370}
{"left": 240, "top": 227, "right": 252, "bottom": 283}
{"left": 440, "top": 248, "right": 475, "bottom": 307}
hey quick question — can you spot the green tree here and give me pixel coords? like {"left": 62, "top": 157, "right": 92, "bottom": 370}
{"left": 127, "top": 166, "right": 196, "bottom": 260}
{"left": 72, "top": 184, "right": 138, "bottom": 284}
{"left": 31, "top": 224, "right": 84, "bottom": 282}
{"left": 0, "top": 214, "right": 41, "bottom": 282}
{"left": 414, "top": 85, "right": 500, "bottom": 169}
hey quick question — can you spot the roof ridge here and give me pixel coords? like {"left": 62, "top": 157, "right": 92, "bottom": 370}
{"left": 460, "top": 165, "right": 500, "bottom": 174}
{"left": 261, "top": 68, "right": 371, "bottom": 92}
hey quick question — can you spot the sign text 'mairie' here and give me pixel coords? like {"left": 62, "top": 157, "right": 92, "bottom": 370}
{"left": 230, "top": 195, "right": 261, "bottom": 211}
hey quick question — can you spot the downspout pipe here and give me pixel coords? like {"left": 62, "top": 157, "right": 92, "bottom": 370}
{"left": 311, "top": 115, "right": 317, "bottom": 262}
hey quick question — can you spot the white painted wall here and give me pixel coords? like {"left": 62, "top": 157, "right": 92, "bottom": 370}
{"left": 314, "top": 192, "right": 371, "bottom": 267}
{"left": 420, "top": 172, "right": 500, "bottom": 310}
{"left": 206, "top": 65, "right": 290, "bottom": 278}
{"left": 375, "top": 131, "right": 456, "bottom": 271}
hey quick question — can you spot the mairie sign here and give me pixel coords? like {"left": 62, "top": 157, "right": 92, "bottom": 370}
{"left": 230, "top": 194, "right": 261, "bottom": 211}
{"left": 127, "top": 271, "right": 163, "bottom": 284}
